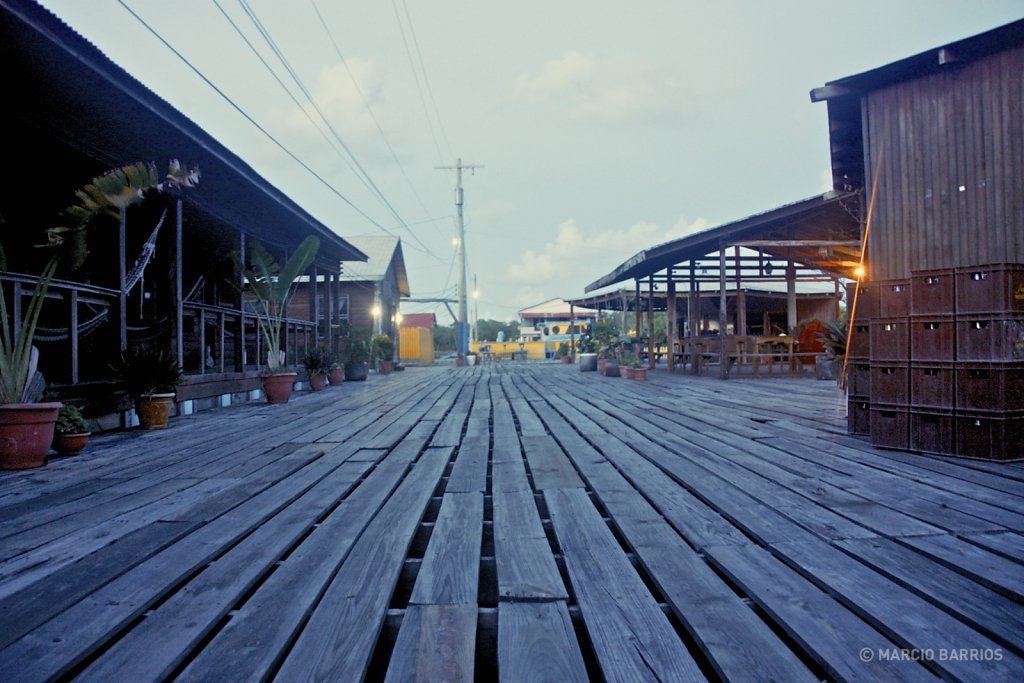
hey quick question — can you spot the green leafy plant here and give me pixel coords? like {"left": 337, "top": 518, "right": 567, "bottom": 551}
{"left": 113, "top": 347, "right": 185, "bottom": 401}
{"left": 302, "top": 349, "right": 329, "bottom": 377}
{"left": 56, "top": 404, "right": 89, "bottom": 435}
{"left": 816, "top": 317, "right": 849, "bottom": 357}
{"left": 372, "top": 333, "right": 395, "bottom": 362}
{"left": 1, "top": 160, "right": 197, "bottom": 404}
{"left": 235, "top": 236, "right": 320, "bottom": 372}
{"left": 343, "top": 330, "right": 372, "bottom": 364}
{"left": 556, "top": 342, "right": 570, "bottom": 358}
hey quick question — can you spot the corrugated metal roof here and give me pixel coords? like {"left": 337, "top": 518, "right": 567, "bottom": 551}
{"left": 340, "top": 235, "right": 410, "bottom": 296}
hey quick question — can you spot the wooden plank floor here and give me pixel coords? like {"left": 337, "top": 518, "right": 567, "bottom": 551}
{"left": 1, "top": 363, "right": 1023, "bottom": 681}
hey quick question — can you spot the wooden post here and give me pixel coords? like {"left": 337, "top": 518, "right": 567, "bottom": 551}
{"left": 719, "top": 245, "right": 728, "bottom": 378}
{"left": 688, "top": 261, "right": 698, "bottom": 374}
{"left": 666, "top": 269, "right": 676, "bottom": 373}
{"left": 634, "top": 280, "right": 641, "bottom": 341}
{"left": 734, "top": 245, "right": 746, "bottom": 337}
{"left": 236, "top": 230, "right": 246, "bottom": 371}
{"left": 118, "top": 206, "right": 127, "bottom": 352}
{"left": 786, "top": 248, "right": 794, "bottom": 333}
{"left": 647, "top": 276, "right": 655, "bottom": 369}
{"left": 70, "top": 289, "right": 79, "bottom": 384}
{"left": 569, "top": 303, "right": 576, "bottom": 360}
{"left": 310, "top": 263, "right": 320, "bottom": 349}
{"left": 174, "top": 200, "right": 185, "bottom": 372}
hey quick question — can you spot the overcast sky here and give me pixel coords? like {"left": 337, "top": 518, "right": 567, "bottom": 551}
{"left": 39, "top": 0, "right": 1023, "bottom": 322}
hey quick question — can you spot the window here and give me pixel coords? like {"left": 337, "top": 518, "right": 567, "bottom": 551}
{"left": 338, "top": 295, "right": 349, "bottom": 321}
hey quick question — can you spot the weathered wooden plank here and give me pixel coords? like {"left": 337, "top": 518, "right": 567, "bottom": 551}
{"left": 410, "top": 492, "right": 483, "bottom": 605}
{"left": 835, "top": 537, "right": 1024, "bottom": 653}
{"left": 177, "top": 450, "right": 431, "bottom": 681}
{"left": 0, "top": 520, "right": 193, "bottom": 650}
{"left": 75, "top": 461, "right": 371, "bottom": 682}
{"left": 384, "top": 604, "right": 477, "bottom": 683}
{"left": 275, "top": 447, "right": 452, "bottom": 681}
{"left": 962, "top": 531, "right": 1024, "bottom": 563}
{"left": 0, "top": 457, "right": 348, "bottom": 682}
{"left": 544, "top": 488, "right": 705, "bottom": 681}
{"left": 898, "top": 534, "right": 1024, "bottom": 601}
{"left": 492, "top": 490, "right": 566, "bottom": 601}
{"left": 447, "top": 436, "right": 488, "bottom": 493}
{"left": 520, "top": 436, "right": 584, "bottom": 491}
{"left": 772, "top": 539, "right": 1024, "bottom": 682}
{"left": 498, "top": 601, "right": 588, "bottom": 683}
{"left": 705, "top": 543, "right": 937, "bottom": 683}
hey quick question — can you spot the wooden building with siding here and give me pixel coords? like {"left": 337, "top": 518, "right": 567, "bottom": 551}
{"left": 0, "top": 1, "right": 366, "bottom": 420}
{"left": 811, "top": 19, "right": 1024, "bottom": 279}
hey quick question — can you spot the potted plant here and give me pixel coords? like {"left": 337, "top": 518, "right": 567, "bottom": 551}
{"left": 115, "top": 346, "right": 184, "bottom": 429}
{"left": 815, "top": 317, "right": 848, "bottom": 382}
{"left": 629, "top": 358, "right": 647, "bottom": 381}
{"left": 343, "top": 331, "right": 371, "bottom": 381}
{"left": 556, "top": 342, "right": 573, "bottom": 363}
{"left": 53, "top": 404, "right": 91, "bottom": 456}
{"left": 327, "top": 354, "right": 345, "bottom": 385}
{"left": 302, "top": 349, "right": 329, "bottom": 391}
{"left": 577, "top": 337, "right": 598, "bottom": 372}
{"left": 372, "top": 333, "right": 395, "bottom": 374}
{"left": 235, "top": 236, "right": 320, "bottom": 403}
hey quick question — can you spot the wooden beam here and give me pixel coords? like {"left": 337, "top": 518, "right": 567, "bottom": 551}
{"left": 718, "top": 246, "right": 728, "bottom": 379}
{"left": 730, "top": 240, "right": 861, "bottom": 248}
{"left": 175, "top": 201, "right": 184, "bottom": 371}
{"left": 666, "top": 270, "right": 676, "bottom": 373}
{"left": 647, "top": 277, "right": 654, "bottom": 370}
{"left": 118, "top": 206, "right": 127, "bottom": 352}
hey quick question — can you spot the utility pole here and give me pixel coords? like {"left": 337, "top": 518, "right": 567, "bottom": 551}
{"left": 435, "top": 158, "right": 483, "bottom": 358}
{"left": 472, "top": 274, "right": 479, "bottom": 343}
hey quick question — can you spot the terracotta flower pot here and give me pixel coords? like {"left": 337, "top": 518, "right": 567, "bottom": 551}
{"left": 380, "top": 360, "right": 394, "bottom": 375}
{"left": 53, "top": 432, "right": 90, "bottom": 456}
{"left": 598, "top": 358, "right": 607, "bottom": 375}
{"left": 262, "top": 372, "right": 297, "bottom": 404}
{"left": 137, "top": 393, "right": 176, "bottom": 429}
{"left": 328, "top": 367, "right": 345, "bottom": 385}
{"left": 632, "top": 367, "right": 647, "bottom": 380}
{"left": 309, "top": 373, "right": 327, "bottom": 391}
{"left": 0, "top": 402, "right": 61, "bottom": 470}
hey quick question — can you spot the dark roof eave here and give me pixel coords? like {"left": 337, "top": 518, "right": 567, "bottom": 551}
{"left": 584, "top": 192, "right": 856, "bottom": 292}
{"left": 810, "top": 18, "right": 1024, "bottom": 103}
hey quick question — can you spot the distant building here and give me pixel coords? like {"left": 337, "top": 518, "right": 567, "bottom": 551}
{"left": 399, "top": 312, "right": 436, "bottom": 365}
{"left": 518, "top": 298, "right": 599, "bottom": 344}
{"left": 338, "top": 236, "right": 410, "bottom": 340}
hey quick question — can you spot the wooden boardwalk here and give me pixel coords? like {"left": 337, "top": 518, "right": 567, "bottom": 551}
{"left": 1, "top": 363, "right": 1023, "bottom": 682}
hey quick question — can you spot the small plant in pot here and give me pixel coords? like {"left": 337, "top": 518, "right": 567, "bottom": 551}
{"left": 343, "top": 331, "right": 371, "bottom": 381}
{"left": 327, "top": 354, "right": 345, "bottom": 385}
{"left": 302, "top": 349, "right": 329, "bottom": 391}
{"left": 115, "top": 347, "right": 184, "bottom": 429}
{"left": 53, "top": 404, "right": 91, "bottom": 456}
{"left": 372, "top": 333, "right": 395, "bottom": 374}
{"left": 234, "top": 235, "right": 320, "bottom": 404}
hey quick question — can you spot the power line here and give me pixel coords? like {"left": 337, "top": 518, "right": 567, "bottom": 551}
{"left": 311, "top": 0, "right": 443, "bottom": 241}
{"left": 399, "top": 0, "right": 453, "bottom": 159}
{"left": 115, "top": 0, "right": 401, "bottom": 239}
{"left": 235, "top": 0, "right": 440, "bottom": 259}
{"left": 390, "top": 0, "right": 446, "bottom": 166}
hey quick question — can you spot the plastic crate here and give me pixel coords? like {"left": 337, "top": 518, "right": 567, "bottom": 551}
{"left": 910, "top": 363, "right": 955, "bottom": 409}
{"left": 852, "top": 281, "right": 880, "bottom": 321}
{"left": 878, "top": 280, "right": 911, "bottom": 318}
{"left": 956, "top": 410, "right": 1024, "bottom": 461}
{"left": 910, "top": 316, "right": 956, "bottom": 362}
{"left": 846, "top": 358, "right": 871, "bottom": 397}
{"left": 849, "top": 323, "right": 871, "bottom": 357}
{"left": 847, "top": 396, "right": 870, "bottom": 435}
{"left": 870, "top": 404, "right": 909, "bottom": 450}
{"left": 870, "top": 319, "right": 910, "bottom": 361}
{"left": 870, "top": 362, "right": 909, "bottom": 405}
{"left": 910, "top": 408, "right": 956, "bottom": 455}
{"left": 955, "top": 264, "right": 1024, "bottom": 315}
{"left": 911, "top": 269, "right": 955, "bottom": 316}
{"left": 955, "top": 362, "right": 1024, "bottom": 412}
{"left": 955, "top": 316, "right": 1024, "bottom": 362}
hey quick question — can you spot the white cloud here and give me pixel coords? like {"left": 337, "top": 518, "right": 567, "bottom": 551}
{"left": 504, "top": 216, "right": 712, "bottom": 304}
{"left": 516, "top": 51, "right": 691, "bottom": 126}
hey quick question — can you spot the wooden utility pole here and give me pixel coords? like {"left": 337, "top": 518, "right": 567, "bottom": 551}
{"left": 435, "top": 158, "right": 483, "bottom": 357}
